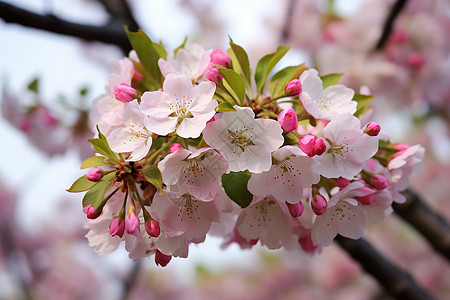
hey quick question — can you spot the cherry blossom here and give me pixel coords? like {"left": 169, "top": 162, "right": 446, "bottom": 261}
{"left": 236, "top": 196, "right": 292, "bottom": 249}
{"left": 140, "top": 74, "right": 217, "bottom": 138}
{"left": 299, "top": 69, "right": 356, "bottom": 120}
{"left": 158, "top": 147, "right": 229, "bottom": 201}
{"left": 203, "top": 106, "right": 284, "bottom": 173}
{"left": 107, "top": 101, "right": 153, "bottom": 162}
{"left": 313, "top": 113, "right": 379, "bottom": 179}
{"left": 158, "top": 44, "right": 212, "bottom": 81}
{"left": 247, "top": 146, "right": 319, "bottom": 204}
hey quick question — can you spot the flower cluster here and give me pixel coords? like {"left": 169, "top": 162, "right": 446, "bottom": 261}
{"left": 68, "top": 30, "right": 424, "bottom": 266}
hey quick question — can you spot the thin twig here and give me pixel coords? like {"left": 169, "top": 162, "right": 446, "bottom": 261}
{"left": 336, "top": 236, "right": 433, "bottom": 300}
{"left": 280, "top": 0, "right": 296, "bottom": 45}
{"left": 0, "top": 1, "right": 132, "bottom": 54}
{"left": 375, "top": 0, "right": 409, "bottom": 50}
{"left": 395, "top": 189, "right": 450, "bottom": 261}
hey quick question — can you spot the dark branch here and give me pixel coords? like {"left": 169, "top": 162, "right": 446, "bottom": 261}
{"left": 280, "top": 0, "right": 296, "bottom": 44}
{"left": 375, "top": 0, "right": 409, "bottom": 50}
{"left": 336, "top": 236, "right": 433, "bottom": 300}
{"left": 97, "top": 0, "right": 139, "bottom": 32}
{"left": 0, "top": 1, "right": 132, "bottom": 54}
{"left": 395, "top": 189, "right": 450, "bottom": 260}
{"left": 120, "top": 260, "right": 141, "bottom": 300}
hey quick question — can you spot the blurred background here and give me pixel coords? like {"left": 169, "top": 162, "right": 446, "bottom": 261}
{"left": 0, "top": 0, "right": 449, "bottom": 299}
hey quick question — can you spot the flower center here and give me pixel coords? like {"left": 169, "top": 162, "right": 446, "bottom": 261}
{"left": 318, "top": 96, "right": 331, "bottom": 111}
{"left": 127, "top": 124, "right": 149, "bottom": 143}
{"left": 330, "top": 144, "right": 350, "bottom": 160}
{"left": 228, "top": 127, "right": 255, "bottom": 152}
{"left": 169, "top": 94, "right": 193, "bottom": 119}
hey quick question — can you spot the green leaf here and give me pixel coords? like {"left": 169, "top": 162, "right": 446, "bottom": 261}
{"left": 27, "top": 77, "right": 39, "bottom": 93}
{"left": 268, "top": 64, "right": 307, "bottom": 99}
{"left": 174, "top": 36, "right": 188, "bottom": 56}
{"left": 67, "top": 174, "right": 99, "bottom": 193}
{"left": 320, "top": 73, "right": 344, "bottom": 89}
{"left": 87, "top": 126, "right": 120, "bottom": 165}
{"left": 125, "top": 27, "right": 163, "bottom": 90}
{"left": 215, "top": 102, "right": 236, "bottom": 112}
{"left": 254, "top": 45, "right": 290, "bottom": 95}
{"left": 82, "top": 172, "right": 116, "bottom": 208}
{"left": 222, "top": 171, "right": 253, "bottom": 208}
{"left": 218, "top": 67, "right": 245, "bottom": 105}
{"left": 354, "top": 93, "right": 375, "bottom": 117}
{"left": 144, "top": 165, "right": 163, "bottom": 194}
{"left": 80, "top": 156, "right": 109, "bottom": 169}
{"left": 228, "top": 40, "right": 251, "bottom": 86}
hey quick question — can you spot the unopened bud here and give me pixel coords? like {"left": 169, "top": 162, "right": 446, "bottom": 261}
{"left": 205, "top": 66, "right": 223, "bottom": 84}
{"left": 311, "top": 195, "right": 327, "bottom": 215}
{"left": 408, "top": 52, "right": 425, "bottom": 70}
{"left": 299, "top": 232, "right": 318, "bottom": 253}
{"left": 132, "top": 70, "right": 143, "bottom": 85}
{"left": 86, "top": 168, "right": 103, "bottom": 182}
{"left": 145, "top": 220, "right": 161, "bottom": 238}
{"left": 336, "top": 177, "right": 350, "bottom": 188}
{"left": 109, "top": 217, "right": 125, "bottom": 238}
{"left": 364, "top": 122, "right": 381, "bottom": 136}
{"left": 278, "top": 108, "right": 298, "bottom": 132}
{"left": 285, "top": 79, "right": 302, "bottom": 96}
{"left": 210, "top": 48, "right": 231, "bottom": 67}
{"left": 125, "top": 210, "right": 141, "bottom": 238}
{"left": 83, "top": 205, "right": 99, "bottom": 219}
{"left": 370, "top": 174, "right": 389, "bottom": 190}
{"left": 287, "top": 201, "right": 304, "bottom": 218}
{"left": 169, "top": 143, "right": 184, "bottom": 153}
{"left": 356, "top": 186, "right": 376, "bottom": 205}
{"left": 155, "top": 250, "right": 172, "bottom": 267}
{"left": 114, "top": 83, "right": 137, "bottom": 103}
{"left": 299, "top": 135, "right": 326, "bottom": 157}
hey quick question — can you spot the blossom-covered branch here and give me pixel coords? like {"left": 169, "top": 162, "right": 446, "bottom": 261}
{"left": 336, "top": 236, "right": 432, "bottom": 300}
{"left": 396, "top": 189, "right": 450, "bottom": 261}
{"left": 0, "top": 1, "right": 133, "bottom": 53}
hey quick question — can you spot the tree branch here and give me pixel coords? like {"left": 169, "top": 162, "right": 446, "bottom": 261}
{"left": 120, "top": 260, "right": 141, "bottom": 300}
{"left": 0, "top": 1, "right": 132, "bottom": 54}
{"left": 336, "top": 236, "right": 433, "bottom": 300}
{"left": 280, "top": 0, "right": 296, "bottom": 45}
{"left": 97, "top": 0, "right": 139, "bottom": 32}
{"left": 375, "top": 0, "right": 409, "bottom": 50}
{"left": 395, "top": 189, "right": 450, "bottom": 261}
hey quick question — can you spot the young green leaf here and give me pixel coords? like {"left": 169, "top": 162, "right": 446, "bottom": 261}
{"left": 218, "top": 67, "right": 246, "bottom": 105}
{"left": 254, "top": 45, "right": 290, "bottom": 95}
{"left": 82, "top": 172, "right": 116, "bottom": 208}
{"left": 268, "top": 64, "right": 307, "bottom": 99}
{"left": 67, "top": 174, "right": 99, "bottom": 193}
{"left": 27, "top": 77, "right": 39, "bottom": 94}
{"left": 125, "top": 27, "right": 163, "bottom": 90}
{"left": 320, "top": 73, "right": 344, "bottom": 89}
{"left": 87, "top": 126, "right": 120, "bottom": 165}
{"left": 80, "top": 156, "right": 109, "bottom": 169}
{"left": 215, "top": 102, "right": 236, "bottom": 112}
{"left": 222, "top": 171, "right": 253, "bottom": 208}
{"left": 354, "top": 93, "right": 375, "bottom": 117}
{"left": 174, "top": 36, "right": 188, "bottom": 56}
{"left": 144, "top": 165, "right": 163, "bottom": 194}
{"left": 228, "top": 41, "right": 251, "bottom": 85}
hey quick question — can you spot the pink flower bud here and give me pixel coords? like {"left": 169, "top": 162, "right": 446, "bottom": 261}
{"left": 155, "top": 250, "right": 171, "bottom": 267}
{"left": 145, "top": 220, "right": 160, "bottom": 238}
{"left": 114, "top": 83, "right": 137, "bottom": 103}
{"left": 285, "top": 79, "right": 302, "bottom": 96}
{"left": 356, "top": 186, "right": 376, "bottom": 205}
{"left": 125, "top": 211, "right": 141, "bottom": 238}
{"left": 83, "top": 205, "right": 99, "bottom": 219}
{"left": 393, "top": 143, "right": 410, "bottom": 158}
{"left": 86, "top": 168, "right": 103, "bottom": 182}
{"left": 210, "top": 48, "right": 231, "bottom": 67}
{"left": 132, "top": 70, "right": 143, "bottom": 85}
{"left": 299, "top": 232, "right": 318, "bottom": 253}
{"left": 41, "top": 109, "right": 58, "bottom": 128}
{"left": 109, "top": 217, "right": 125, "bottom": 238}
{"left": 392, "top": 30, "right": 408, "bottom": 44}
{"left": 408, "top": 52, "right": 425, "bottom": 70}
{"left": 19, "top": 118, "right": 32, "bottom": 133}
{"left": 370, "top": 174, "right": 389, "bottom": 190}
{"left": 278, "top": 108, "right": 298, "bottom": 132}
{"left": 336, "top": 177, "right": 350, "bottom": 188}
{"left": 169, "top": 143, "right": 184, "bottom": 153}
{"left": 311, "top": 195, "right": 327, "bottom": 215}
{"left": 205, "top": 66, "right": 223, "bottom": 83}
{"left": 299, "top": 135, "right": 326, "bottom": 157}
{"left": 364, "top": 122, "right": 381, "bottom": 136}
{"left": 287, "top": 201, "right": 304, "bottom": 218}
